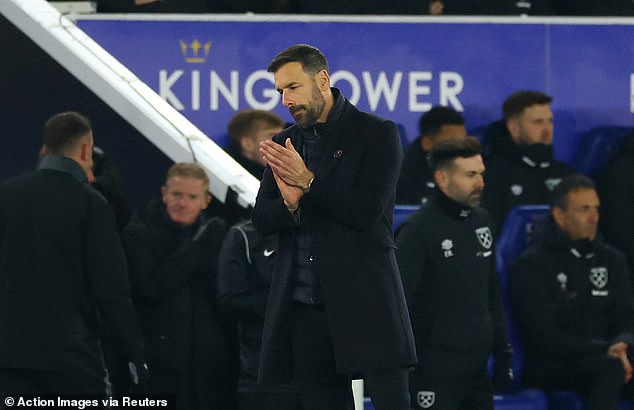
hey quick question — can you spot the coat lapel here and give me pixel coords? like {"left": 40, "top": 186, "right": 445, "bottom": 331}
{"left": 315, "top": 102, "right": 357, "bottom": 178}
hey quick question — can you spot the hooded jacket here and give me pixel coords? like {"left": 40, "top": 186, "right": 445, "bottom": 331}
{"left": 121, "top": 199, "right": 236, "bottom": 408}
{"left": 396, "top": 189, "right": 509, "bottom": 379}
{"left": 510, "top": 218, "right": 634, "bottom": 387}
{"left": 217, "top": 220, "right": 278, "bottom": 384}
{"left": 481, "top": 120, "right": 575, "bottom": 233}
{"left": 396, "top": 136, "right": 435, "bottom": 205}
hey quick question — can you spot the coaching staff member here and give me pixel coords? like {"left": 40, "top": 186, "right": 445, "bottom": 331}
{"left": 510, "top": 175, "right": 634, "bottom": 410}
{"left": 252, "top": 44, "right": 417, "bottom": 410}
{"left": 396, "top": 137, "right": 512, "bottom": 410}
{"left": 0, "top": 112, "right": 146, "bottom": 394}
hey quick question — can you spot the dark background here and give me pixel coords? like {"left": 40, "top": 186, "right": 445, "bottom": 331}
{"left": 0, "top": 13, "right": 174, "bottom": 211}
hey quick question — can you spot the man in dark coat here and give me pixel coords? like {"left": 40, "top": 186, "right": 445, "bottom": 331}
{"left": 396, "top": 105, "right": 467, "bottom": 205}
{"left": 396, "top": 137, "right": 512, "bottom": 410}
{"left": 121, "top": 162, "right": 235, "bottom": 409}
{"left": 510, "top": 174, "right": 634, "bottom": 410}
{"left": 0, "top": 111, "right": 146, "bottom": 394}
{"left": 481, "top": 90, "right": 574, "bottom": 233}
{"left": 253, "top": 44, "right": 417, "bottom": 410}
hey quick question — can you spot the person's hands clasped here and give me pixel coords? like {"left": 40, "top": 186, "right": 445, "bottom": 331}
{"left": 261, "top": 138, "right": 314, "bottom": 211}
{"left": 260, "top": 139, "right": 313, "bottom": 190}
{"left": 273, "top": 172, "right": 304, "bottom": 211}
{"left": 608, "top": 342, "right": 633, "bottom": 383}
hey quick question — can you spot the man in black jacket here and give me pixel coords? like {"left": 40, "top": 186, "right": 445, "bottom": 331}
{"left": 510, "top": 174, "right": 634, "bottom": 410}
{"left": 396, "top": 106, "right": 466, "bottom": 205}
{"left": 121, "top": 162, "right": 235, "bottom": 409}
{"left": 396, "top": 137, "right": 512, "bottom": 410}
{"left": 253, "top": 44, "right": 416, "bottom": 410}
{"left": 481, "top": 90, "right": 574, "bottom": 233}
{"left": 217, "top": 220, "right": 301, "bottom": 410}
{"left": 0, "top": 111, "right": 146, "bottom": 394}
{"left": 219, "top": 117, "right": 300, "bottom": 409}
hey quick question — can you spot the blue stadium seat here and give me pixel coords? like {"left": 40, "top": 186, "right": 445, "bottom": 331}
{"left": 572, "top": 126, "right": 631, "bottom": 178}
{"left": 548, "top": 391, "right": 634, "bottom": 410}
{"left": 392, "top": 204, "right": 420, "bottom": 232}
{"left": 495, "top": 205, "right": 551, "bottom": 384}
{"left": 493, "top": 389, "right": 548, "bottom": 410}
{"left": 620, "top": 401, "right": 634, "bottom": 410}
{"left": 364, "top": 389, "right": 548, "bottom": 409}
{"left": 547, "top": 390, "right": 584, "bottom": 410}
{"left": 496, "top": 205, "right": 550, "bottom": 296}
{"left": 492, "top": 205, "right": 551, "bottom": 410}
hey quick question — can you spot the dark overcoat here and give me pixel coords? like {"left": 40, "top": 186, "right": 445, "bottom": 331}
{"left": 252, "top": 97, "right": 417, "bottom": 383}
{"left": 0, "top": 156, "right": 144, "bottom": 373}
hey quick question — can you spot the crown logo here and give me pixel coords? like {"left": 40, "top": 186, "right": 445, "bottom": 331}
{"left": 179, "top": 39, "right": 212, "bottom": 63}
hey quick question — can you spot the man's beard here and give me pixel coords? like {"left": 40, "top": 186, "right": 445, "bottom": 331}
{"left": 464, "top": 189, "right": 483, "bottom": 207}
{"left": 290, "top": 83, "right": 326, "bottom": 128}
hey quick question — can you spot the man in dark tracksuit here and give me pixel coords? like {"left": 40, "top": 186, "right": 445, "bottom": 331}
{"left": 481, "top": 90, "right": 574, "bottom": 233}
{"left": 219, "top": 113, "right": 301, "bottom": 410}
{"left": 0, "top": 111, "right": 146, "bottom": 394}
{"left": 510, "top": 174, "right": 634, "bottom": 410}
{"left": 396, "top": 137, "right": 512, "bottom": 410}
{"left": 218, "top": 221, "right": 301, "bottom": 410}
{"left": 396, "top": 106, "right": 467, "bottom": 205}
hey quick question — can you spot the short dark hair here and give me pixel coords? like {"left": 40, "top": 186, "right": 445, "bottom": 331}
{"left": 551, "top": 174, "right": 596, "bottom": 210}
{"left": 502, "top": 90, "right": 553, "bottom": 121}
{"left": 419, "top": 106, "right": 465, "bottom": 138}
{"left": 42, "top": 111, "right": 92, "bottom": 155}
{"left": 428, "top": 136, "right": 482, "bottom": 173}
{"left": 227, "top": 109, "right": 284, "bottom": 145}
{"left": 267, "top": 44, "right": 329, "bottom": 76}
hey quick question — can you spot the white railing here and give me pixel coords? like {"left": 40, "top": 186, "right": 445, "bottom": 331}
{"left": 0, "top": 0, "right": 259, "bottom": 208}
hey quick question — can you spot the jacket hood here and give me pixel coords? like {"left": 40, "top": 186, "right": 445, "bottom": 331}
{"left": 484, "top": 119, "right": 554, "bottom": 166}
{"left": 484, "top": 120, "right": 516, "bottom": 157}
{"left": 128, "top": 198, "right": 200, "bottom": 237}
{"left": 536, "top": 216, "right": 601, "bottom": 257}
